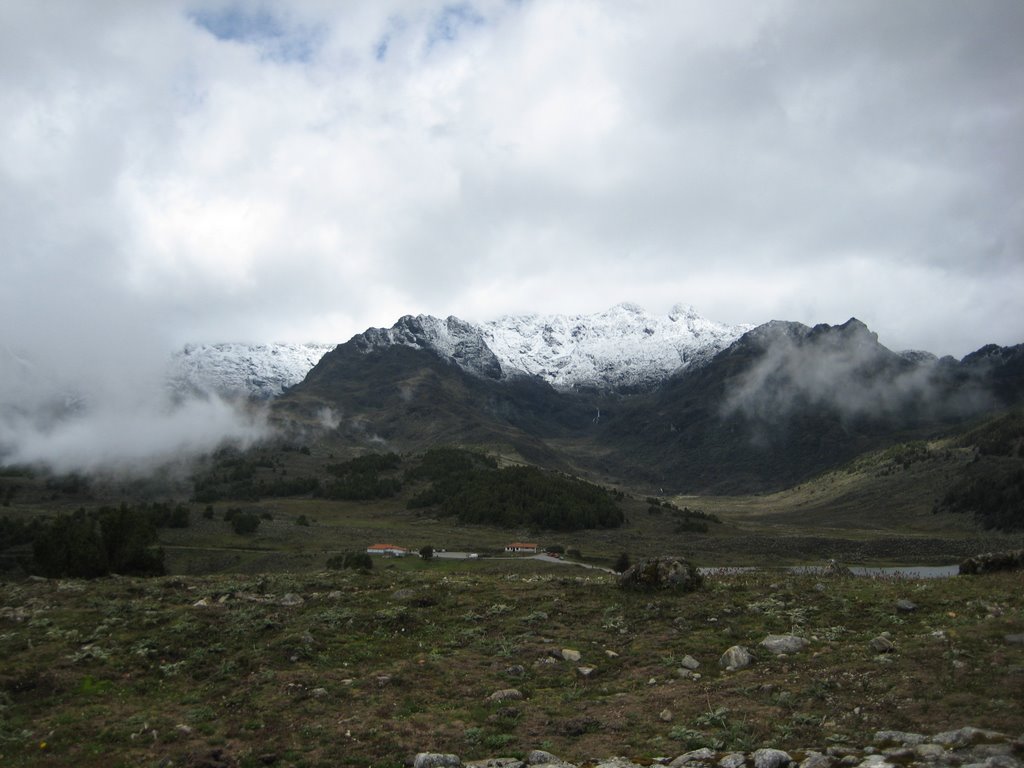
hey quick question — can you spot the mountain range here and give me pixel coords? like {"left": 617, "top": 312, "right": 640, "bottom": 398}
{"left": 266, "top": 305, "right": 1023, "bottom": 494}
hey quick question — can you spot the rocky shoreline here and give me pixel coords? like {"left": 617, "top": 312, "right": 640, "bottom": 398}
{"left": 414, "top": 726, "right": 1023, "bottom": 768}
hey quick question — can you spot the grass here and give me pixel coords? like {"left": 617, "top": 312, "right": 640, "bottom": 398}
{"left": 1, "top": 565, "right": 1022, "bottom": 766}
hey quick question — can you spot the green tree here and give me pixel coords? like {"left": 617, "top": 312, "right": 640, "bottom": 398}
{"left": 419, "top": 545, "right": 434, "bottom": 560}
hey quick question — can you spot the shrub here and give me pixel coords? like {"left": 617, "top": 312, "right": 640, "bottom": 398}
{"left": 419, "top": 545, "right": 434, "bottom": 560}
{"left": 231, "top": 512, "right": 261, "bottom": 535}
{"left": 326, "top": 551, "right": 373, "bottom": 571}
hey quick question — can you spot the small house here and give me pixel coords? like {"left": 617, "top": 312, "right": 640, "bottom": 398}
{"left": 366, "top": 543, "right": 409, "bottom": 557}
{"left": 504, "top": 542, "right": 538, "bottom": 554}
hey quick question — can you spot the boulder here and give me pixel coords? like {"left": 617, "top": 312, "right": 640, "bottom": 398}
{"left": 760, "top": 635, "right": 809, "bottom": 655}
{"left": 869, "top": 636, "right": 895, "bottom": 654}
{"left": 894, "top": 599, "right": 918, "bottom": 613}
{"left": 487, "top": 688, "right": 523, "bottom": 703}
{"left": 719, "top": 645, "right": 754, "bottom": 670}
{"left": 719, "top": 753, "right": 747, "bottom": 768}
{"left": 618, "top": 557, "right": 703, "bottom": 592}
{"left": 680, "top": 654, "right": 700, "bottom": 670}
{"left": 415, "top": 755, "right": 461, "bottom": 768}
{"left": 753, "top": 749, "right": 792, "bottom": 768}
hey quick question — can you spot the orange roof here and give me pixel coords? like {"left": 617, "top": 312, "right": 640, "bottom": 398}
{"left": 506, "top": 542, "right": 538, "bottom": 548}
{"left": 367, "top": 543, "right": 407, "bottom": 551}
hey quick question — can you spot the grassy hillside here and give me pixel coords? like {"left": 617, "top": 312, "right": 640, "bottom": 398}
{"left": 1, "top": 565, "right": 1022, "bottom": 766}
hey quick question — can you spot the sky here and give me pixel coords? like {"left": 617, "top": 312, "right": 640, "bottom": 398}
{"left": 0, "top": 1, "right": 1022, "bottom": 396}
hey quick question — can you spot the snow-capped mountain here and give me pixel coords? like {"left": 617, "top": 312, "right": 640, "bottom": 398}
{"left": 352, "top": 303, "right": 751, "bottom": 390}
{"left": 167, "top": 343, "right": 335, "bottom": 399}
{"left": 481, "top": 302, "right": 752, "bottom": 389}
{"left": 155, "top": 305, "right": 751, "bottom": 400}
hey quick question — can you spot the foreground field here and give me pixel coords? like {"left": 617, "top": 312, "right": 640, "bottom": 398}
{"left": 1, "top": 562, "right": 1022, "bottom": 767}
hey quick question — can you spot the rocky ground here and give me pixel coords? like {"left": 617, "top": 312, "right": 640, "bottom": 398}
{"left": 415, "top": 725, "right": 1024, "bottom": 768}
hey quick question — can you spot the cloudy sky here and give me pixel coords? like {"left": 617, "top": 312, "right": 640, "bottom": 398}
{"left": 2, "top": 0, "right": 1022, "bottom": 373}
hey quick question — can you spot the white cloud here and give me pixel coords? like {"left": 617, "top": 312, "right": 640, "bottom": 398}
{"left": 0, "top": 0, "right": 1021, "bottom": 469}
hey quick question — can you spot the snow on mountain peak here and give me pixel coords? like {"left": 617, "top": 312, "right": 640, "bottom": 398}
{"left": 480, "top": 304, "right": 752, "bottom": 389}
{"left": 167, "top": 342, "right": 336, "bottom": 399}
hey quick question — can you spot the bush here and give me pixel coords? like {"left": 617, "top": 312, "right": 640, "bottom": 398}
{"left": 31, "top": 506, "right": 164, "bottom": 578}
{"left": 419, "top": 545, "right": 434, "bottom": 560}
{"left": 295, "top": 515, "right": 310, "bottom": 526}
{"left": 326, "top": 551, "right": 373, "bottom": 571}
{"left": 231, "top": 512, "right": 261, "bottom": 535}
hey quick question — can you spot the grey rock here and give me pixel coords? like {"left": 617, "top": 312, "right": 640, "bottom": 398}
{"left": 487, "top": 688, "right": 524, "bottom": 703}
{"left": 594, "top": 759, "right": 643, "bottom": 768}
{"left": 869, "top": 636, "right": 895, "bottom": 654}
{"left": 526, "top": 751, "right": 562, "bottom": 765}
{"left": 659, "top": 708, "right": 673, "bottom": 722}
{"left": 619, "top": 557, "right": 703, "bottom": 593}
{"left": 799, "top": 753, "right": 832, "bottom": 768}
{"left": 719, "top": 645, "right": 754, "bottom": 670}
{"left": 933, "top": 727, "right": 1007, "bottom": 748}
{"left": 671, "top": 748, "right": 717, "bottom": 767}
{"left": 1004, "top": 633, "right": 1024, "bottom": 645}
{"left": 760, "top": 634, "right": 809, "bottom": 655}
{"left": 912, "top": 744, "right": 946, "bottom": 761}
{"left": 874, "top": 731, "right": 926, "bottom": 747}
{"left": 505, "top": 664, "right": 526, "bottom": 677}
{"left": 576, "top": 666, "right": 597, "bottom": 678}
{"left": 895, "top": 599, "right": 918, "bottom": 613}
{"left": 391, "top": 588, "right": 418, "bottom": 601}
{"left": 680, "top": 655, "right": 700, "bottom": 670}
{"left": 753, "top": 749, "right": 792, "bottom": 768}
{"left": 720, "top": 753, "right": 747, "bottom": 768}
{"left": 856, "top": 757, "right": 894, "bottom": 768}
{"left": 415, "top": 754, "right": 461, "bottom": 768}
{"left": 466, "top": 761, "right": 525, "bottom": 768}
{"left": 279, "top": 593, "right": 304, "bottom": 606}
{"left": 561, "top": 648, "right": 582, "bottom": 662}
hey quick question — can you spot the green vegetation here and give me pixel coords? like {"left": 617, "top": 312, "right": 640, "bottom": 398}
{"left": 405, "top": 448, "right": 623, "bottom": 531}
{"left": 0, "top": 566, "right": 1021, "bottom": 766}
{"left": 30, "top": 505, "right": 164, "bottom": 578}
{"left": 936, "top": 467, "right": 1024, "bottom": 531}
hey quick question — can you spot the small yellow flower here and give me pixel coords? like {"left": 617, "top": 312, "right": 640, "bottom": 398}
{"left": 39, "top": 741, "right": 47, "bottom": 750}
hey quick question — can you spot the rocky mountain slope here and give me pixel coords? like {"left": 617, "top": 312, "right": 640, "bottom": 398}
{"left": 172, "top": 304, "right": 750, "bottom": 399}
{"left": 276, "top": 315, "right": 1024, "bottom": 494}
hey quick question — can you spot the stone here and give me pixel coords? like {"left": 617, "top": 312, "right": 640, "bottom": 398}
{"left": 760, "top": 634, "right": 809, "bottom": 655}
{"left": 799, "top": 753, "right": 832, "bottom": 768}
{"left": 932, "top": 727, "right": 1006, "bottom": 748}
{"left": 506, "top": 664, "right": 526, "bottom": 677}
{"left": 671, "top": 748, "right": 717, "bottom": 766}
{"left": 753, "top": 749, "right": 792, "bottom": 768}
{"left": 660, "top": 708, "right": 673, "bottom": 722}
{"left": 526, "top": 751, "right": 561, "bottom": 765}
{"left": 719, "top": 645, "right": 754, "bottom": 670}
{"left": 619, "top": 557, "right": 703, "bottom": 593}
{"left": 310, "top": 687, "right": 328, "bottom": 698}
{"left": 869, "top": 636, "right": 895, "bottom": 654}
{"left": 561, "top": 648, "right": 582, "bottom": 662}
{"left": 487, "top": 688, "right": 524, "bottom": 703}
{"left": 874, "top": 731, "right": 926, "bottom": 747}
{"left": 680, "top": 655, "right": 700, "bottom": 670}
{"left": 605, "top": 649, "right": 620, "bottom": 658}
{"left": 466, "top": 761, "right": 525, "bottom": 768}
{"left": 594, "top": 759, "right": 643, "bottom": 768}
{"left": 279, "top": 593, "right": 304, "bottom": 606}
{"left": 415, "top": 755, "right": 462, "bottom": 768}
{"left": 720, "top": 753, "right": 747, "bottom": 768}
{"left": 576, "top": 666, "right": 597, "bottom": 678}
{"left": 856, "top": 757, "right": 894, "bottom": 768}
{"left": 895, "top": 599, "right": 918, "bottom": 613}
{"left": 912, "top": 744, "right": 946, "bottom": 761}
{"left": 1004, "top": 633, "right": 1024, "bottom": 645}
